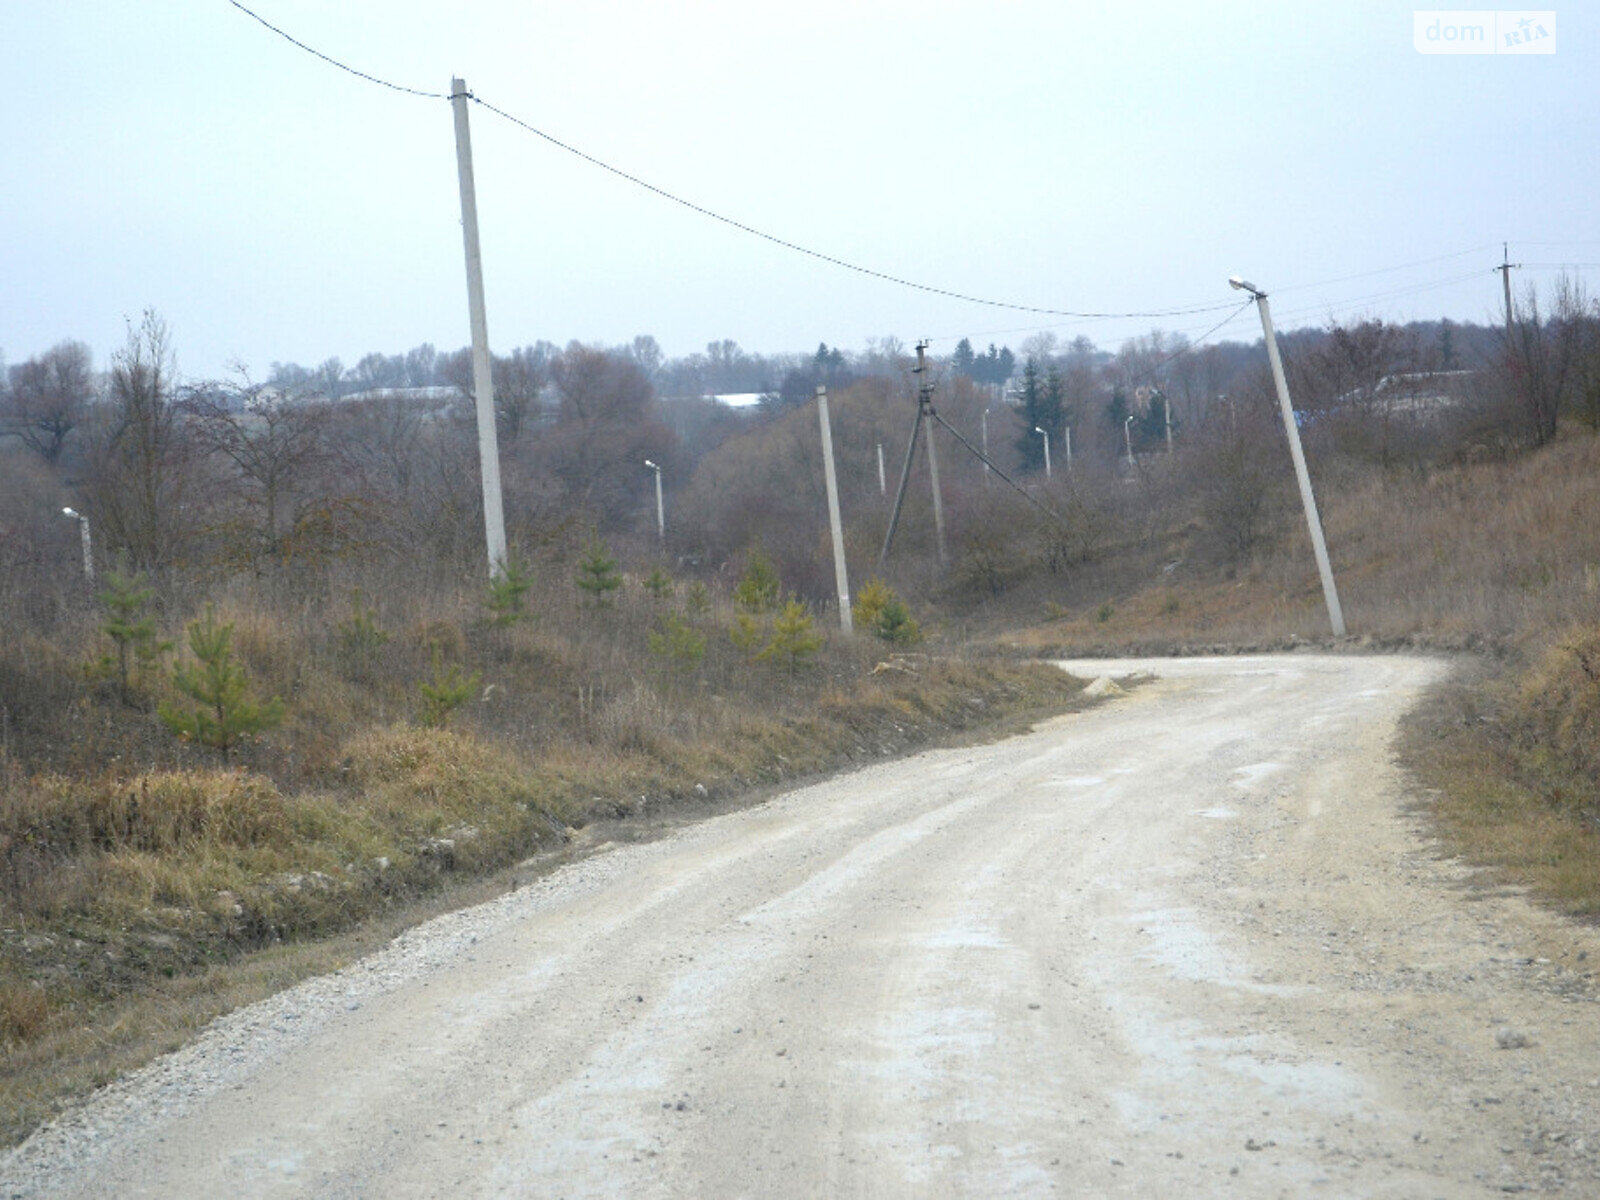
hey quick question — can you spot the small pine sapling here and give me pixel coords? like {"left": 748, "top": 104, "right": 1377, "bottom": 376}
{"left": 733, "top": 546, "right": 781, "bottom": 614}
{"left": 853, "top": 578, "right": 922, "bottom": 645}
{"left": 575, "top": 539, "right": 622, "bottom": 607}
{"left": 684, "top": 581, "right": 712, "bottom": 619}
{"left": 97, "top": 568, "right": 171, "bottom": 702}
{"left": 335, "top": 588, "right": 391, "bottom": 679}
{"left": 485, "top": 552, "right": 535, "bottom": 626}
{"left": 159, "top": 606, "right": 285, "bottom": 762}
{"left": 642, "top": 567, "right": 675, "bottom": 601}
{"left": 649, "top": 612, "right": 707, "bottom": 676}
{"left": 759, "top": 599, "right": 825, "bottom": 674}
{"left": 730, "top": 612, "right": 766, "bottom": 658}
{"left": 872, "top": 595, "right": 922, "bottom": 645}
{"left": 417, "top": 644, "right": 481, "bottom": 729}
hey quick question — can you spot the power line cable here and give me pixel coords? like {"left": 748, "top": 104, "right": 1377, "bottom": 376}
{"left": 226, "top": 1, "right": 444, "bottom": 98}
{"left": 223, "top": 5, "right": 1588, "bottom": 342}
{"left": 932, "top": 293, "right": 1259, "bottom": 353}
{"left": 1269, "top": 269, "right": 1492, "bottom": 322}
{"left": 927, "top": 408, "right": 1070, "bottom": 528}
{"left": 1268, "top": 245, "right": 1498, "bottom": 295}
{"left": 468, "top": 94, "right": 1237, "bottom": 322}
{"left": 224, "top": 1, "right": 1238, "bottom": 322}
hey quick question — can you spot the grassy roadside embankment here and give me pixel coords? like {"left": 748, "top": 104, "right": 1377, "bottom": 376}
{"left": 0, "top": 583, "right": 1085, "bottom": 1147}
{"left": 955, "top": 432, "right": 1600, "bottom": 921}
{"left": 4, "top": 420, "right": 1598, "bottom": 1148}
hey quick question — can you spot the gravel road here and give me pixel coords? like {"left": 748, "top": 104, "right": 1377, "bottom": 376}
{"left": 5, "top": 654, "right": 1598, "bottom": 1197}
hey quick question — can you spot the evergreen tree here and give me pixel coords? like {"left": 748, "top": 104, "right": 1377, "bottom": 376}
{"left": 951, "top": 338, "right": 977, "bottom": 378}
{"left": 159, "top": 606, "right": 284, "bottom": 762}
{"left": 730, "top": 612, "right": 766, "bottom": 659}
{"left": 758, "top": 599, "right": 824, "bottom": 674}
{"left": 97, "top": 568, "right": 170, "bottom": 702}
{"left": 649, "top": 613, "right": 707, "bottom": 676}
{"left": 335, "top": 589, "right": 391, "bottom": 681}
{"left": 733, "top": 546, "right": 781, "bottom": 614}
{"left": 971, "top": 343, "right": 1016, "bottom": 387}
{"left": 1014, "top": 358, "right": 1063, "bottom": 471}
{"left": 575, "top": 539, "right": 622, "bottom": 606}
{"left": 853, "top": 579, "right": 922, "bottom": 645}
{"left": 684, "top": 581, "right": 712, "bottom": 619}
{"left": 485, "top": 552, "right": 535, "bottom": 626}
{"left": 641, "top": 567, "right": 675, "bottom": 601}
{"left": 417, "top": 643, "right": 480, "bottom": 729}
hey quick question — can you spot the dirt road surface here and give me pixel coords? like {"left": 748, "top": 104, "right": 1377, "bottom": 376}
{"left": 6, "top": 654, "right": 1599, "bottom": 1197}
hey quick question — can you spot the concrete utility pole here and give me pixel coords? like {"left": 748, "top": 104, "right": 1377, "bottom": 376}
{"left": 1496, "top": 242, "right": 1521, "bottom": 338}
{"left": 1034, "top": 426, "right": 1052, "bottom": 479}
{"left": 876, "top": 443, "right": 886, "bottom": 497}
{"left": 1230, "top": 276, "right": 1346, "bottom": 637}
{"left": 644, "top": 460, "right": 665, "bottom": 544}
{"left": 1064, "top": 425, "right": 1073, "bottom": 473}
{"left": 816, "top": 387, "right": 852, "bottom": 633}
{"left": 1162, "top": 392, "right": 1174, "bottom": 453}
{"left": 879, "top": 340, "right": 946, "bottom": 566}
{"left": 916, "top": 341, "right": 947, "bottom": 566}
{"left": 450, "top": 76, "right": 509, "bottom": 579}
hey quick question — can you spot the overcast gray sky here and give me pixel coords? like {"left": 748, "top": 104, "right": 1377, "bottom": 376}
{"left": 3, "top": 2, "right": 1595, "bottom": 381}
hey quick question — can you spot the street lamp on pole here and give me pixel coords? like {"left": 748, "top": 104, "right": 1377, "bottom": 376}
{"left": 643, "top": 460, "right": 664, "bottom": 545}
{"left": 1229, "top": 275, "right": 1346, "bottom": 637}
{"left": 1123, "top": 414, "right": 1136, "bottom": 470}
{"left": 1033, "top": 425, "right": 1051, "bottom": 479}
{"left": 62, "top": 507, "right": 93, "bottom": 582}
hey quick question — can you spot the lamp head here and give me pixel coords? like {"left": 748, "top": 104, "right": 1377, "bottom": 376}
{"left": 644, "top": 459, "right": 658, "bottom": 470}
{"left": 62, "top": 507, "right": 79, "bottom": 518}
{"left": 1228, "top": 275, "right": 1262, "bottom": 297}
{"left": 1034, "top": 426, "right": 1045, "bottom": 435}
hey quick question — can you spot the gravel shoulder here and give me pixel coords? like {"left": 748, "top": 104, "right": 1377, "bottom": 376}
{"left": 4, "top": 654, "right": 1598, "bottom": 1197}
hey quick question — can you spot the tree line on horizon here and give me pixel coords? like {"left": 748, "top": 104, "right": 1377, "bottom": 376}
{"left": 3, "top": 281, "right": 1597, "bottom": 610}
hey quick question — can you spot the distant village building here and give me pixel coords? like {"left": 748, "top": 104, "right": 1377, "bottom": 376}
{"left": 339, "top": 385, "right": 461, "bottom": 406}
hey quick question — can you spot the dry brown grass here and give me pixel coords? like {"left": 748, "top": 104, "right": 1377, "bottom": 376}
{"left": 964, "top": 428, "right": 1600, "bottom": 927}
{"left": 1329, "top": 435, "right": 1600, "bottom": 642}
{"left": 974, "top": 430, "right": 1600, "bottom": 657}
{"left": 0, "top": 585, "right": 1084, "bottom": 1147}
{"left": 1405, "top": 665, "right": 1600, "bottom": 919}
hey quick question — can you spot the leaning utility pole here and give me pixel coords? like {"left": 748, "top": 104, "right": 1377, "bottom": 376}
{"left": 816, "top": 387, "right": 853, "bottom": 633}
{"left": 1230, "top": 276, "right": 1346, "bottom": 637}
{"left": 450, "top": 76, "right": 509, "bottom": 579}
{"left": 918, "top": 343, "right": 946, "bottom": 565}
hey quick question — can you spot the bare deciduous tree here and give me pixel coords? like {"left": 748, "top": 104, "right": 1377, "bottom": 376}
{"left": 2, "top": 340, "right": 94, "bottom": 465}
{"left": 1304, "top": 318, "right": 1426, "bottom": 466}
{"left": 84, "top": 311, "right": 195, "bottom": 571}
{"left": 536, "top": 345, "right": 676, "bottom": 530}
{"left": 1503, "top": 275, "right": 1590, "bottom": 446}
{"left": 184, "top": 378, "right": 332, "bottom": 569}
